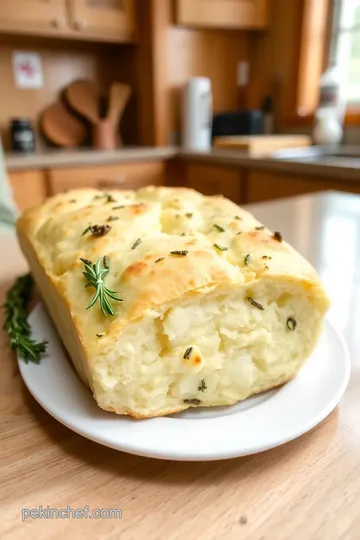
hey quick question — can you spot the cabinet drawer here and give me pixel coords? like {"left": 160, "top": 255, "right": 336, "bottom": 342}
{"left": 9, "top": 170, "right": 48, "bottom": 211}
{"left": 185, "top": 163, "right": 243, "bottom": 203}
{"left": 68, "top": 0, "right": 136, "bottom": 42}
{"left": 48, "top": 162, "right": 165, "bottom": 195}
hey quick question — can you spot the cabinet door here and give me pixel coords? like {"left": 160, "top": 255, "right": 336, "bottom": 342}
{"left": 247, "top": 171, "right": 360, "bottom": 203}
{"left": 68, "top": 0, "right": 136, "bottom": 42}
{"left": 0, "top": 0, "right": 68, "bottom": 34}
{"left": 176, "top": 0, "right": 268, "bottom": 29}
{"left": 185, "top": 163, "right": 243, "bottom": 203}
{"left": 48, "top": 162, "right": 165, "bottom": 194}
{"left": 9, "top": 170, "right": 48, "bottom": 211}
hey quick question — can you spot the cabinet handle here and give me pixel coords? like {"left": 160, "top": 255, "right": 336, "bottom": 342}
{"left": 51, "top": 17, "right": 65, "bottom": 29}
{"left": 97, "top": 177, "right": 128, "bottom": 188}
{"left": 75, "top": 19, "right": 87, "bottom": 30}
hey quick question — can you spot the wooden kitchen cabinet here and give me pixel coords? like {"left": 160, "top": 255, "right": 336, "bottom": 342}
{"left": 68, "top": 0, "right": 136, "bottom": 42}
{"left": 0, "top": 0, "right": 137, "bottom": 42}
{"left": 184, "top": 163, "right": 243, "bottom": 203}
{"left": 48, "top": 161, "right": 165, "bottom": 194}
{"left": 0, "top": 0, "right": 68, "bottom": 34}
{"left": 9, "top": 170, "right": 48, "bottom": 211}
{"left": 176, "top": 0, "right": 268, "bottom": 29}
{"left": 247, "top": 171, "right": 360, "bottom": 203}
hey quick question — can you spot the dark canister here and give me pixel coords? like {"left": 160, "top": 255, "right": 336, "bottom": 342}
{"left": 10, "top": 118, "right": 35, "bottom": 153}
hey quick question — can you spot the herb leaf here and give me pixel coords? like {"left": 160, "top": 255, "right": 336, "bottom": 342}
{"left": 198, "top": 379, "right": 207, "bottom": 392}
{"left": 287, "top": 317, "right": 297, "bottom": 331}
{"left": 81, "top": 257, "right": 123, "bottom": 317}
{"left": 186, "top": 213, "right": 193, "bottom": 218}
{"left": 2, "top": 274, "right": 48, "bottom": 364}
{"left": 247, "top": 297, "right": 265, "bottom": 311}
{"left": 131, "top": 238, "right": 142, "bottom": 250}
{"left": 82, "top": 224, "right": 112, "bottom": 237}
{"left": 273, "top": 231, "right": 283, "bottom": 242}
{"left": 155, "top": 257, "right": 164, "bottom": 263}
{"left": 184, "top": 398, "right": 201, "bottom": 405}
{"left": 244, "top": 254, "right": 251, "bottom": 266}
{"left": 255, "top": 226, "right": 265, "bottom": 231}
{"left": 213, "top": 244, "right": 228, "bottom": 252}
{"left": 170, "top": 250, "right": 188, "bottom": 256}
{"left": 183, "top": 347, "right": 193, "bottom": 359}
{"left": 214, "top": 224, "right": 225, "bottom": 232}
{"left": 107, "top": 215, "right": 119, "bottom": 222}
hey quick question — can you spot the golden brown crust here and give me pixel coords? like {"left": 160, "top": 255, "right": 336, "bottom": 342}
{"left": 16, "top": 186, "right": 330, "bottom": 419}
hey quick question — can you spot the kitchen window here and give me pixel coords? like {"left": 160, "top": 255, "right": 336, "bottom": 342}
{"left": 330, "top": 0, "right": 360, "bottom": 105}
{"left": 294, "top": 0, "right": 360, "bottom": 124}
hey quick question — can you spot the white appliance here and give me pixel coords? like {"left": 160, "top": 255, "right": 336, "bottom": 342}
{"left": 182, "top": 77, "right": 212, "bottom": 150}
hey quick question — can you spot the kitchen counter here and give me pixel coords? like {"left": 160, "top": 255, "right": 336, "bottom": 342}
{"left": 1, "top": 191, "right": 359, "bottom": 540}
{"left": 5, "top": 147, "right": 177, "bottom": 171}
{"left": 181, "top": 148, "right": 360, "bottom": 182}
{"left": 6, "top": 145, "right": 360, "bottom": 183}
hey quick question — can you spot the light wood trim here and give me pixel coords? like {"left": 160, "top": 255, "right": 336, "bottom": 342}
{"left": 9, "top": 170, "right": 48, "bottom": 210}
{"left": 176, "top": 0, "right": 268, "bottom": 29}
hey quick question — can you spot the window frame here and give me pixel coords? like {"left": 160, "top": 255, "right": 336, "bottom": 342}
{"left": 289, "top": 0, "right": 360, "bottom": 126}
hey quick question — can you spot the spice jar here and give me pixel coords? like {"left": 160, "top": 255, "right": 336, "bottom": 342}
{"left": 10, "top": 118, "right": 35, "bottom": 153}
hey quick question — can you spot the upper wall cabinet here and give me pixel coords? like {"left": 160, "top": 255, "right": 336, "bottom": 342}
{"left": 0, "top": 0, "right": 68, "bottom": 34}
{"left": 176, "top": 0, "right": 269, "bottom": 29}
{"left": 68, "top": 0, "right": 137, "bottom": 42}
{"left": 0, "top": 0, "right": 137, "bottom": 43}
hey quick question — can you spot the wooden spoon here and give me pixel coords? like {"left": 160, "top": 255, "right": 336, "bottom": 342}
{"left": 41, "top": 102, "right": 87, "bottom": 147}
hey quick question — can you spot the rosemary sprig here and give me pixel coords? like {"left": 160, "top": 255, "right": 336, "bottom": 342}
{"left": 2, "top": 274, "right": 48, "bottom": 364}
{"left": 81, "top": 257, "right": 123, "bottom": 317}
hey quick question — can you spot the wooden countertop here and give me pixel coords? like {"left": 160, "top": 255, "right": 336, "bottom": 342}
{"left": 6, "top": 145, "right": 360, "bottom": 183}
{"left": 1, "top": 191, "right": 359, "bottom": 540}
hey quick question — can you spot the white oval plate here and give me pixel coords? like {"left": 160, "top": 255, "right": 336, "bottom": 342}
{"left": 18, "top": 304, "right": 351, "bottom": 461}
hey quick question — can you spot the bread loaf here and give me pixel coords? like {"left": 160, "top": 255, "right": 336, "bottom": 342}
{"left": 17, "top": 186, "right": 330, "bottom": 418}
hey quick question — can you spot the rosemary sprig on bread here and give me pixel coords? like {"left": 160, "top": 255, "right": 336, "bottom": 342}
{"left": 81, "top": 256, "right": 123, "bottom": 317}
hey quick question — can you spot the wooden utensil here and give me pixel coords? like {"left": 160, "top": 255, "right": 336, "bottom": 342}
{"left": 92, "top": 118, "right": 116, "bottom": 151}
{"left": 213, "top": 135, "right": 312, "bottom": 157}
{"left": 108, "top": 83, "right": 132, "bottom": 138}
{"left": 65, "top": 80, "right": 100, "bottom": 124}
{"left": 41, "top": 102, "right": 87, "bottom": 148}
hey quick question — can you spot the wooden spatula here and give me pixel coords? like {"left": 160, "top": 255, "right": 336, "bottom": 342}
{"left": 65, "top": 80, "right": 100, "bottom": 124}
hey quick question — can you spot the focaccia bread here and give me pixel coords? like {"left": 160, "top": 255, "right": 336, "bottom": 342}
{"left": 17, "top": 186, "right": 330, "bottom": 418}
